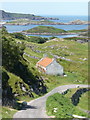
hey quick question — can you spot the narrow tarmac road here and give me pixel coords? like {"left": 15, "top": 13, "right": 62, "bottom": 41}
{"left": 13, "top": 84, "right": 90, "bottom": 118}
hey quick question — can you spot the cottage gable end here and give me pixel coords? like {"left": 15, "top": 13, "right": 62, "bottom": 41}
{"left": 36, "top": 57, "right": 63, "bottom": 75}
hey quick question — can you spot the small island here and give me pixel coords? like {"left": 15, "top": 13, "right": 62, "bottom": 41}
{"left": 21, "top": 26, "right": 68, "bottom": 35}
{"left": 21, "top": 26, "right": 83, "bottom": 35}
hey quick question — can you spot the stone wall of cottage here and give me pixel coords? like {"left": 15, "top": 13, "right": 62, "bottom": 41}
{"left": 46, "top": 60, "right": 63, "bottom": 75}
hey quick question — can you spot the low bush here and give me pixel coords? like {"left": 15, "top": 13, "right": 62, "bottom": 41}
{"left": 46, "top": 93, "right": 74, "bottom": 118}
{"left": 27, "top": 36, "right": 48, "bottom": 43}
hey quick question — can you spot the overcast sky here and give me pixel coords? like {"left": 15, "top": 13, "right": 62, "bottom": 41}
{"left": 1, "top": 1, "right": 89, "bottom": 16}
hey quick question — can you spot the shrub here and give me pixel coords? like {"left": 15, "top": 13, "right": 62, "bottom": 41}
{"left": 49, "top": 36, "right": 58, "bottom": 40}
{"left": 27, "top": 36, "right": 48, "bottom": 43}
{"left": 46, "top": 93, "right": 75, "bottom": 118}
{"left": 11, "top": 33, "right": 26, "bottom": 40}
{"left": 2, "top": 36, "right": 25, "bottom": 71}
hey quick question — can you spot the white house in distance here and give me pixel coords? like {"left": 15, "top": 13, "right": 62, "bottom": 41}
{"left": 36, "top": 57, "right": 63, "bottom": 75}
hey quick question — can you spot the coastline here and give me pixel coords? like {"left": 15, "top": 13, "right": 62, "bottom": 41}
{"left": 21, "top": 32, "right": 77, "bottom": 35}
{"left": 1, "top": 19, "right": 89, "bottom": 26}
{"left": 5, "top": 22, "right": 89, "bottom": 26}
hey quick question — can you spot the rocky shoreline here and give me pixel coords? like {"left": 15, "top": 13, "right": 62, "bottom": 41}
{"left": 21, "top": 31, "right": 77, "bottom": 35}
{"left": 3, "top": 19, "right": 89, "bottom": 26}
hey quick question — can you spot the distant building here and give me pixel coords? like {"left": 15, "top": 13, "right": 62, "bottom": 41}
{"left": 36, "top": 57, "right": 63, "bottom": 75}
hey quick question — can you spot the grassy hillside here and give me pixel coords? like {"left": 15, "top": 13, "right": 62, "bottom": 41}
{"left": 23, "top": 26, "right": 67, "bottom": 34}
{"left": 46, "top": 92, "right": 89, "bottom": 118}
{"left": 64, "top": 88, "right": 90, "bottom": 111}
{"left": 1, "top": 28, "right": 47, "bottom": 118}
{"left": 23, "top": 37, "right": 88, "bottom": 86}
{"left": 46, "top": 93, "right": 75, "bottom": 118}
{"left": 1, "top": 27, "right": 88, "bottom": 118}
{"left": 77, "top": 91, "right": 90, "bottom": 111}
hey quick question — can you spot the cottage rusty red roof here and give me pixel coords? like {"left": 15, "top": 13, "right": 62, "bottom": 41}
{"left": 37, "top": 57, "right": 53, "bottom": 67}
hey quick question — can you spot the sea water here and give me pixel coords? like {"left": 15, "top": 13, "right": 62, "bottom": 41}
{"left": 4, "top": 15, "right": 88, "bottom": 38}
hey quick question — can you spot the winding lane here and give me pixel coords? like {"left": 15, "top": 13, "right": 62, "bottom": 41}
{"left": 13, "top": 84, "right": 90, "bottom": 118}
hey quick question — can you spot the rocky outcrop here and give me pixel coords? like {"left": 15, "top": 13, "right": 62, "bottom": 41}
{"left": 21, "top": 32, "right": 76, "bottom": 35}
{"left": 24, "top": 52, "right": 39, "bottom": 59}
{"left": 68, "top": 19, "right": 88, "bottom": 25}
{"left": 71, "top": 88, "right": 90, "bottom": 106}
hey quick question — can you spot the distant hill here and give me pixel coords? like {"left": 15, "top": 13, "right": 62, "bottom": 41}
{"left": 0, "top": 10, "right": 59, "bottom": 20}
{"left": 22, "top": 26, "right": 67, "bottom": 35}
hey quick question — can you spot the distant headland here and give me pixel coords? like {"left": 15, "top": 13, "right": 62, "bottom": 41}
{"left": 0, "top": 10, "right": 59, "bottom": 20}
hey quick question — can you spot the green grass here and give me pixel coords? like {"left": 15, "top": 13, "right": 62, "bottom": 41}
{"left": 77, "top": 91, "right": 90, "bottom": 111}
{"left": 2, "top": 107, "right": 17, "bottom": 119}
{"left": 21, "top": 38, "right": 88, "bottom": 96}
{"left": 64, "top": 88, "right": 80, "bottom": 98}
{"left": 8, "top": 72, "right": 30, "bottom": 96}
{"left": 2, "top": 35, "right": 88, "bottom": 118}
{"left": 64, "top": 88, "right": 90, "bottom": 116}
{"left": 0, "top": 106, "right": 2, "bottom": 120}
{"left": 46, "top": 93, "right": 89, "bottom": 118}
{"left": 46, "top": 93, "right": 74, "bottom": 118}
{"left": 64, "top": 88, "right": 90, "bottom": 111}
{"left": 24, "top": 38, "right": 88, "bottom": 88}
{"left": 23, "top": 37, "right": 89, "bottom": 95}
